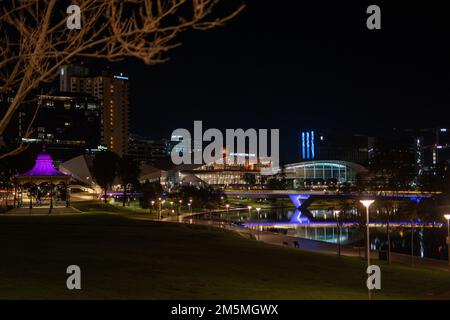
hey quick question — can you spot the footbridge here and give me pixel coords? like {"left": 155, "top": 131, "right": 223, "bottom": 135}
{"left": 224, "top": 190, "right": 439, "bottom": 210}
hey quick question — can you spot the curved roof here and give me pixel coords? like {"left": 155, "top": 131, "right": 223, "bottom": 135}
{"left": 284, "top": 160, "right": 368, "bottom": 173}
{"left": 16, "top": 150, "right": 68, "bottom": 177}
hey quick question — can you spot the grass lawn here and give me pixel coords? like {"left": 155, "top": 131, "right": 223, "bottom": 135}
{"left": 72, "top": 200, "right": 177, "bottom": 220}
{"left": 0, "top": 213, "right": 449, "bottom": 299}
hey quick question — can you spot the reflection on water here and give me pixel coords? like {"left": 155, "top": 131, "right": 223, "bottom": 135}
{"left": 284, "top": 224, "right": 357, "bottom": 244}
{"left": 204, "top": 207, "right": 448, "bottom": 261}
{"left": 243, "top": 208, "right": 362, "bottom": 245}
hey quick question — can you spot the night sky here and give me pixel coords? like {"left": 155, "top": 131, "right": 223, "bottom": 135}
{"left": 111, "top": 1, "right": 450, "bottom": 162}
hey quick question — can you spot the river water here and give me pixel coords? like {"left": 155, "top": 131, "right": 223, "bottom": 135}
{"left": 206, "top": 207, "right": 449, "bottom": 261}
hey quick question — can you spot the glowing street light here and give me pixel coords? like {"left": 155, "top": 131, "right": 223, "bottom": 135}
{"left": 225, "top": 204, "right": 230, "bottom": 212}
{"left": 188, "top": 202, "right": 192, "bottom": 213}
{"left": 178, "top": 199, "right": 182, "bottom": 215}
{"left": 360, "top": 199, "right": 375, "bottom": 300}
{"left": 444, "top": 214, "right": 450, "bottom": 234}
{"left": 256, "top": 207, "right": 261, "bottom": 240}
{"left": 150, "top": 200, "right": 155, "bottom": 214}
{"left": 247, "top": 205, "right": 252, "bottom": 220}
{"left": 444, "top": 214, "right": 450, "bottom": 267}
{"left": 333, "top": 209, "right": 341, "bottom": 256}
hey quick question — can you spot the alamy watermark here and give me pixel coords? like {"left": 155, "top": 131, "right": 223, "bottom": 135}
{"left": 170, "top": 121, "right": 280, "bottom": 169}
{"left": 66, "top": 265, "right": 81, "bottom": 290}
{"left": 366, "top": 265, "right": 381, "bottom": 290}
{"left": 64, "top": 4, "right": 380, "bottom": 31}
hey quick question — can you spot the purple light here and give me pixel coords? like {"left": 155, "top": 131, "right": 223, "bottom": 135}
{"left": 242, "top": 221, "right": 443, "bottom": 228}
{"left": 16, "top": 152, "right": 67, "bottom": 177}
{"left": 289, "top": 194, "right": 310, "bottom": 208}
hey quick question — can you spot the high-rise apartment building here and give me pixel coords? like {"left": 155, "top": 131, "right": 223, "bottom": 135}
{"left": 60, "top": 65, "right": 130, "bottom": 157}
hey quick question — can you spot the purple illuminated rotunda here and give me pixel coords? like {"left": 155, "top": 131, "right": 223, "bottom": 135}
{"left": 14, "top": 146, "right": 71, "bottom": 209}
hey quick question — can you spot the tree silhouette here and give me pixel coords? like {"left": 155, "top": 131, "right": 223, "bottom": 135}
{"left": 0, "top": 0, "right": 243, "bottom": 158}
{"left": 117, "top": 156, "right": 140, "bottom": 206}
{"left": 93, "top": 150, "right": 119, "bottom": 203}
{"left": 242, "top": 173, "right": 256, "bottom": 189}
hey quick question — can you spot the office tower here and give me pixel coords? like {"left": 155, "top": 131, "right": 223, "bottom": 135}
{"left": 128, "top": 134, "right": 171, "bottom": 166}
{"left": 300, "top": 129, "right": 369, "bottom": 165}
{"left": 59, "top": 65, "right": 89, "bottom": 92}
{"left": 18, "top": 92, "right": 101, "bottom": 161}
{"left": 60, "top": 65, "right": 130, "bottom": 157}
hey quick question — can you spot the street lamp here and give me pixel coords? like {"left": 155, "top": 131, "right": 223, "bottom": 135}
{"left": 360, "top": 199, "right": 375, "bottom": 300}
{"left": 256, "top": 207, "right": 261, "bottom": 240}
{"left": 151, "top": 200, "right": 155, "bottom": 215}
{"left": 444, "top": 214, "right": 450, "bottom": 267}
{"left": 333, "top": 210, "right": 341, "bottom": 256}
{"left": 188, "top": 202, "right": 192, "bottom": 213}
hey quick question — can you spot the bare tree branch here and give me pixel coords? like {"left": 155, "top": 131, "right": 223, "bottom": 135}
{"left": 0, "top": 0, "right": 244, "bottom": 159}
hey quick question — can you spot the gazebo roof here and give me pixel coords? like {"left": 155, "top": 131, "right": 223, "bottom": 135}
{"left": 16, "top": 147, "right": 68, "bottom": 178}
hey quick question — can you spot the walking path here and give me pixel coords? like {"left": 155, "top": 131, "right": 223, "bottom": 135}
{"left": 164, "top": 211, "right": 450, "bottom": 272}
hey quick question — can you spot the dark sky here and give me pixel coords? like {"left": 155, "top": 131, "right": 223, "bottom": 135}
{"left": 111, "top": 0, "right": 450, "bottom": 162}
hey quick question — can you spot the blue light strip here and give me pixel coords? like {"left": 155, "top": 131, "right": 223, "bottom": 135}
{"left": 306, "top": 132, "right": 310, "bottom": 159}
{"left": 311, "top": 131, "right": 315, "bottom": 159}
{"left": 302, "top": 132, "right": 306, "bottom": 160}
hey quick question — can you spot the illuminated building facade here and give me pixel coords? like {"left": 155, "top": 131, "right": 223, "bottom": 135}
{"left": 282, "top": 160, "right": 368, "bottom": 188}
{"left": 300, "top": 129, "right": 369, "bottom": 165}
{"left": 167, "top": 152, "right": 274, "bottom": 187}
{"left": 60, "top": 65, "right": 130, "bottom": 156}
{"left": 128, "top": 134, "right": 171, "bottom": 166}
{"left": 17, "top": 93, "right": 101, "bottom": 161}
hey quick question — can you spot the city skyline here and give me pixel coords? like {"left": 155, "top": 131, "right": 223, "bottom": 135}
{"left": 98, "top": 1, "right": 450, "bottom": 162}
{"left": 1, "top": 0, "right": 450, "bottom": 304}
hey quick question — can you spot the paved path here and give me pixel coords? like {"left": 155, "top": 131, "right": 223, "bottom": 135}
{"left": 167, "top": 212, "right": 450, "bottom": 272}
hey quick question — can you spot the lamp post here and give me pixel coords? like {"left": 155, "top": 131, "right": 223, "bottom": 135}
{"left": 256, "top": 207, "right": 261, "bottom": 240}
{"left": 247, "top": 205, "right": 252, "bottom": 220}
{"left": 411, "top": 219, "right": 415, "bottom": 268}
{"left": 161, "top": 200, "right": 166, "bottom": 219}
{"left": 444, "top": 214, "right": 450, "bottom": 267}
{"left": 334, "top": 210, "right": 341, "bottom": 256}
{"left": 151, "top": 200, "right": 155, "bottom": 215}
{"left": 178, "top": 199, "right": 182, "bottom": 215}
{"left": 158, "top": 197, "right": 162, "bottom": 218}
{"left": 188, "top": 202, "right": 192, "bottom": 213}
{"left": 360, "top": 199, "right": 375, "bottom": 300}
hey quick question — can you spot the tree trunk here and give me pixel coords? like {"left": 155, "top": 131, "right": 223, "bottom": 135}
{"left": 104, "top": 188, "right": 108, "bottom": 204}
{"left": 122, "top": 184, "right": 127, "bottom": 207}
